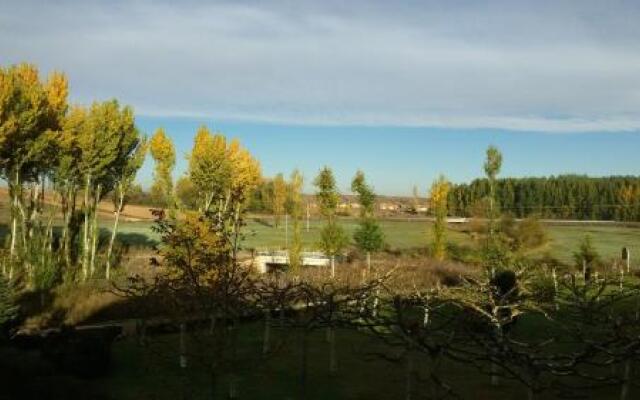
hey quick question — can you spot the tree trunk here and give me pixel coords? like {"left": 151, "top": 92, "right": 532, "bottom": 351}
{"left": 90, "top": 184, "right": 102, "bottom": 278}
{"left": 9, "top": 196, "right": 17, "bottom": 260}
{"left": 372, "top": 287, "right": 380, "bottom": 318}
{"left": 552, "top": 268, "right": 559, "bottom": 310}
{"left": 106, "top": 189, "right": 124, "bottom": 280}
{"left": 423, "top": 304, "right": 430, "bottom": 327}
{"left": 82, "top": 173, "right": 91, "bottom": 281}
{"left": 366, "top": 252, "right": 371, "bottom": 274}
{"left": 285, "top": 214, "right": 288, "bottom": 248}
{"left": 331, "top": 256, "right": 335, "bottom": 279}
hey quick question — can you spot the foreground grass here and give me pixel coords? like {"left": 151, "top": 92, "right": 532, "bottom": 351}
{"left": 94, "top": 321, "right": 634, "bottom": 400}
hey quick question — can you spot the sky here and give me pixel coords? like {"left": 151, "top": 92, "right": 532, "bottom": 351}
{"left": 2, "top": 0, "right": 640, "bottom": 195}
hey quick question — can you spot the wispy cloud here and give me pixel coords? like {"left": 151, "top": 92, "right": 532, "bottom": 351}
{"left": 2, "top": 0, "right": 640, "bottom": 133}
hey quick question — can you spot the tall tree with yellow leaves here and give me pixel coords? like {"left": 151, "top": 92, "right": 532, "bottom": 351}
{"left": 187, "top": 126, "right": 260, "bottom": 233}
{"left": 272, "top": 173, "right": 287, "bottom": 228}
{"left": 73, "top": 100, "right": 138, "bottom": 281}
{"left": 0, "top": 63, "right": 68, "bottom": 281}
{"left": 188, "top": 125, "right": 229, "bottom": 212}
{"left": 150, "top": 128, "right": 176, "bottom": 208}
{"left": 429, "top": 175, "right": 450, "bottom": 261}
{"left": 288, "top": 170, "right": 304, "bottom": 273}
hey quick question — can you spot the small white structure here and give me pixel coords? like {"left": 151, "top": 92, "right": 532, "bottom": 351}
{"left": 254, "top": 250, "right": 331, "bottom": 273}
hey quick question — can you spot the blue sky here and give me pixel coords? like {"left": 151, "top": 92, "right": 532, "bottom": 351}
{"left": 135, "top": 116, "right": 640, "bottom": 195}
{"left": 2, "top": 0, "right": 640, "bottom": 195}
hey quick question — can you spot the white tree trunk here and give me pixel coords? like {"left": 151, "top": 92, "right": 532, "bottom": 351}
{"left": 552, "top": 268, "right": 559, "bottom": 310}
{"left": 366, "top": 252, "right": 371, "bottom": 274}
{"left": 9, "top": 169, "right": 20, "bottom": 263}
{"left": 331, "top": 256, "right": 335, "bottom": 278}
{"left": 82, "top": 173, "right": 91, "bottom": 281}
{"left": 9, "top": 210, "right": 17, "bottom": 261}
{"left": 90, "top": 184, "right": 101, "bottom": 277}
{"left": 106, "top": 189, "right": 124, "bottom": 280}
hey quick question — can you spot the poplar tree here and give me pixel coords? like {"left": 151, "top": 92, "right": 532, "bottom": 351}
{"left": 288, "top": 170, "right": 304, "bottom": 273}
{"left": 188, "top": 125, "right": 229, "bottom": 212}
{"left": 314, "top": 166, "right": 347, "bottom": 278}
{"left": 150, "top": 127, "right": 176, "bottom": 208}
{"left": 272, "top": 173, "right": 287, "bottom": 228}
{"left": 225, "top": 138, "right": 261, "bottom": 254}
{"left": 55, "top": 107, "right": 85, "bottom": 269}
{"left": 483, "top": 145, "right": 504, "bottom": 271}
{"left": 106, "top": 137, "right": 147, "bottom": 279}
{"left": 351, "top": 170, "right": 384, "bottom": 273}
{"left": 484, "top": 145, "right": 503, "bottom": 238}
{"left": 429, "top": 175, "right": 450, "bottom": 261}
{"left": 186, "top": 127, "right": 260, "bottom": 231}
{"left": 0, "top": 63, "right": 68, "bottom": 282}
{"left": 74, "top": 100, "right": 137, "bottom": 280}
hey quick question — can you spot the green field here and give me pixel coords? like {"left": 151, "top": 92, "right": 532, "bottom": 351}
{"left": 112, "top": 217, "right": 640, "bottom": 265}
{"left": 1, "top": 199, "right": 638, "bottom": 265}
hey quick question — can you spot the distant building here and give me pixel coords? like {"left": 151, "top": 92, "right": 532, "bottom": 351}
{"left": 379, "top": 202, "right": 402, "bottom": 211}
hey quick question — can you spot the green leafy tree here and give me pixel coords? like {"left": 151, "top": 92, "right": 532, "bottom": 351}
{"left": 573, "top": 235, "right": 600, "bottom": 280}
{"left": 484, "top": 145, "right": 502, "bottom": 238}
{"left": 351, "top": 170, "right": 384, "bottom": 272}
{"left": 71, "top": 100, "right": 137, "bottom": 281}
{"left": 106, "top": 137, "right": 147, "bottom": 279}
{"left": 314, "top": 166, "right": 347, "bottom": 278}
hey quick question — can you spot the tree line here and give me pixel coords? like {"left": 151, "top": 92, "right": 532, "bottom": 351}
{"left": 449, "top": 175, "right": 640, "bottom": 221}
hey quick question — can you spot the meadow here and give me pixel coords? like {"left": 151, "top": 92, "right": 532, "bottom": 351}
{"left": 109, "top": 215, "right": 640, "bottom": 265}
